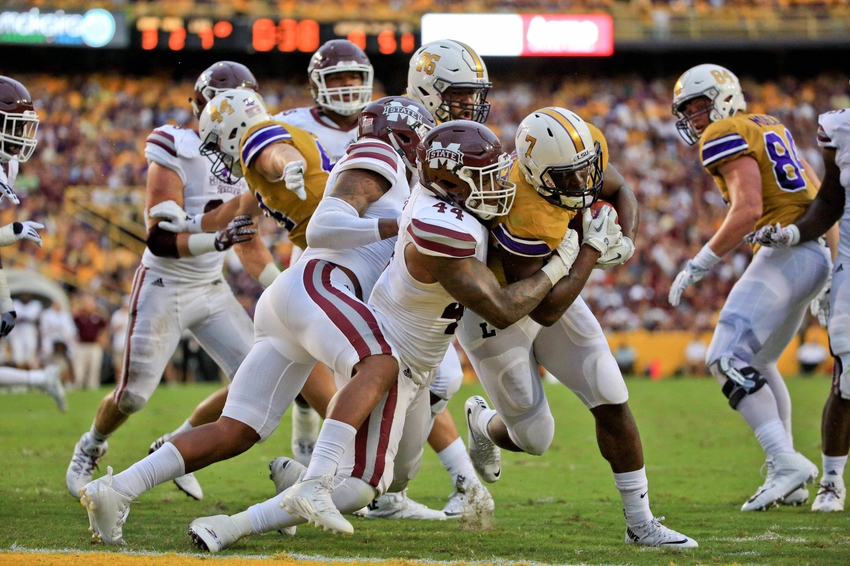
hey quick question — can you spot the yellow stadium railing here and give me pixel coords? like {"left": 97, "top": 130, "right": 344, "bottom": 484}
{"left": 64, "top": 186, "right": 147, "bottom": 256}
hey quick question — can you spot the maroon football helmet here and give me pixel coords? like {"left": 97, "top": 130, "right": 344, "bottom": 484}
{"left": 190, "top": 61, "right": 259, "bottom": 119}
{"left": 308, "top": 40, "right": 374, "bottom": 117}
{"left": 358, "top": 96, "right": 436, "bottom": 175}
{"left": 0, "top": 76, "right": 38, "bottom": 163}
{"left": 416, "top": 122, "right": 515, "bottom": 220}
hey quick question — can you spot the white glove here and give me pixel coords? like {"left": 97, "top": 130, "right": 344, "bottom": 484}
{"left": 150, "top": 200, "right": 203, "bottom": 233}
{"left": 596, "top": 235, "right": 635, "bottom": 270}
{"left": 668, "top": 244, "right": 721, "bottom": 306}
{"left": 281, "top": 160, "right": 307, "bottom": 201}
{"left": 582, "top": 206, "right": 621, "bottom": 255}
{"left": 0, "top": 221, "right": 44, "bottom": 247}
{"left": 0, "top": 181, "right": 20, "bottom": 206}
{"left": 811, "top": 270, "right": 832, "bottom": 327}
{"left": 541, "top": 229, "right": 580, "bottom": 286}
{"left": 744, "top": 222, "right": 800, "bottom": 248}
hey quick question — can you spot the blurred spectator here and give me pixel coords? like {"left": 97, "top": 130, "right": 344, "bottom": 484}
{"left": 39, "top": 299, "right": 77, "bottom": 363}
{"left": 110, "top": 294, "right": 131, "bottom": 382}
{"left": 10, "top": 294, "right": 42, "bottom": 369}
{"left": 614, "top": 342, "right": 638, "bottom": 374}
{"left": 678, "top": 335, "right": 709, "bottom": 376}
{"left": 798, "top": 337, "right": 828, "bottom": 375}
{"left": 72, "top": 294, "right": 108, "bottom": 390}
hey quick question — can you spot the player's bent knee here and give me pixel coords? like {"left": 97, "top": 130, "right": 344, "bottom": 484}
{"left": 591, "top": 352, "right": 629, "bottom": 405}
{"left": 510, "top": 414, "right": 554, "bottom": 456}
{"left": 354, "top": 354, "right": 398, "bottom": 384}
{"left": 116, "top": 391, "right": 147, "bottom": 414}
{"left": 709, "top": 356, "right": 767, "bottom": 410}
{"left": 829, "top": 314, "right": 850, "bottom": 356}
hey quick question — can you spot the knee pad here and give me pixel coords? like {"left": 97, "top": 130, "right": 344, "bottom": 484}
{"left": 711, "top": 357, "right": 767, "bottom": 410}
{"left": 510, "top": 413, "right": 555, "bottom": 456}
{"left": 116, "top": 390, "right": 147, "bottom": 415}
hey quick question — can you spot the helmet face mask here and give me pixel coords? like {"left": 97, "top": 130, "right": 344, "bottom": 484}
{"left": 532, "top": 142, "right": 603, "bottom": 210}
{"left": 309, "top": 40, "right": 374, "bottom": 117}
{"left": 190, "top": 61, "right": 259, "bottom": 120}
{"left": 0, "top": 76, "right": 38, "bottom": 163}
{"left": 199, "top": 89, "right": 270, "bottom": 184}
{"left": 358, "top": 96, "right": 436, "bottom": 175}
{"left": 672, "top": 64, "right": 746, "bottom": 145}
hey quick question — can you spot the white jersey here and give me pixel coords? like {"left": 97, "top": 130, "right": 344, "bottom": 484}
{"left": 300, "top": 138, "right": 408, "bottom": 299}
{"left": 0, "top": 158, "right": 19, "bottom": 193}
{"left": 142, "top": 125, "right": 248, "bottom": 280}
{"left": 273, "top": 106, "right": 357, "bottom": 162}
{"left": 369, "top": 184, "right": 488, "bottom": 380}
{"left": 818, "top": 109, "right": 850, "bottom": 258}
{"left": 13, "top": 299, "right": 42, "bottom": 325}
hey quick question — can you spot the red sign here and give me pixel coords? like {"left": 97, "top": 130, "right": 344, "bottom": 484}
{"left": 519, "top": 14, "right": 613, "bottom": 56}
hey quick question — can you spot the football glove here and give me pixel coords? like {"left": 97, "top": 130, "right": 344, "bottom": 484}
{"left": 811, "top": 271, "right": 832, "bottom": 328}
{"left": 0, "top": 309, "right": 16, "bottom": 338}
{"left": 150, "top": 200, "right": 203, "bottom": 233}
{"left": 744, "top": 222, "right": 800, "bottom": 248}
{"left": 214, "top": 215, "right": 257, "bottom": 251}
{"left": 0, "top": 221, "right": 43, "bottom": 247}
{"left": 581, "top": 205, "right": 621, "bottom": 255}
{"left": 281, "top": 160, "right": 307, "bottom": 201}
{"left": 596, "top": 235, "right": 635, "bottom": 270}
{"left": 541, "top": 229, "right": 580, "bottom": 286}
{"left": 0, "top": 181, "right": 20, "bottom": 206}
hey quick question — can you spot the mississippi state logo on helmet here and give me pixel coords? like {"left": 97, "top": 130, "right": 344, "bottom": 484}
{"left": 672, "top": 63, "right": 746, "bottom": 145}
{"left": 358, "top": 96, "right": 436, "bottom": 175}
{"left": 0, "top": 76, "right": 38, "bottom": 163}
{"left": 308, "top": 40, "right": 374, "bottom": 117}
{"left": 190, "top": 61, "right": 259, "bottom": 119}
{"left": 416, "top": 122, "right": 515, "bottom": 220}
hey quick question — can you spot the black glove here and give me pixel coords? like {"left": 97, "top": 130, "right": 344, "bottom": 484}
{"left": 0, "top": 310, "right": 16, "bottom": 338}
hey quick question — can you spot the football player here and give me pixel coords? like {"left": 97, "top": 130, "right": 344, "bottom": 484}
{"left": 746, "top": 105, "right": 850, "bottom": 512}
{"left": 273, "top": 121, "right": 594, "bottom": 538}
{"left": 669, "top": 64, "right": 829, "bottom": 511}
{"left": 454, "top": 107, "right": 695, "bottom": 548}
{"left": 78, "top": 94, "right": 430, "bottom": 545}
{"left": 65, "top": 62, "right": 272, "bottom": 501}
{"left": 0, "top": 75, "right": 64, "bottom": 411}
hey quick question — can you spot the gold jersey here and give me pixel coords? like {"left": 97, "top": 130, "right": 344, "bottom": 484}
{"left": 489, "top": 123, "right": 609, "bottom": 284}
{"left": 239, "top": 120, "right": 334, "bottom": 249}
{"left": 699, "top": 114, "right": 815, "bottom": 233}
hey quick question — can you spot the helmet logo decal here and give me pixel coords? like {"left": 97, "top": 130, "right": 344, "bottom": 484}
{"left": 453, "top": 41, "right": 485, "bottom": 79}
{"left": 710, "top": 69, "right": 736, "bottom": 85}
{"left": 210, "top": 99, "right": 235, "bottom": 123}
{"left": 426, "top": 141, "right": 463, "bottom": 169}
{"left": 382, "top": 101, "right": 425, "bottom": 125}
{"left": 416, "top": 52, "right": 442, "bottom": 76}
{"left": 674, "top": 78, "right": 684, "bottom": 98}
{"left": 540, "top": 108, "right": 585, "bottom": 152}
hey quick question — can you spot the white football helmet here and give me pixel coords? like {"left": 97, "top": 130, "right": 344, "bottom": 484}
{"left": 672, "top": 64, "right": 746, "bottom": 145}
{"left": 407, "top": 39, "right": 491, "bottom": 124}
{"left": 199, "top": 88, "right": 271, "bottom": 184}
{"left": 515, "top": 107, "right": 603, "bottom": 210}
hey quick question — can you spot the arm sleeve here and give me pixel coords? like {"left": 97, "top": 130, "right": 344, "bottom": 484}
{"left": 305, "top": 196, "right": 383, "bottom": 250}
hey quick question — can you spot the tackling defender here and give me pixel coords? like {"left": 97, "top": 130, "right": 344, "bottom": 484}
{"left": 669, "top": 64, "right": 828, "bottom": 511}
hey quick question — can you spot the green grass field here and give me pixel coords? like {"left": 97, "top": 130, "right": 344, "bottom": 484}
{"left": 2, "top": 377, "right": 849, "bottom": 565}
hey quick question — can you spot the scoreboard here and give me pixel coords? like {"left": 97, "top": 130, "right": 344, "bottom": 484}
{"left": 133, "top": 16, "right": 418, "bottom": 55}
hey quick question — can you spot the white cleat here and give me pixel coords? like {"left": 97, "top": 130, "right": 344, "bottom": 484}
{"left": 281, "top": 475, "right": 353, "bottom": 536}
{"left": 812, "top": 475, "right": 845, "bottom": 512}
{"left": 780, "top": 487, "right": 809, "bottom": 506}
{"left": 741, "top": 452, "right": 819, "bottom": 511}
{"left": 443, "top": 476, "right": 495, "bottom": 519}
{"left": 363, "top": 489, "right": 446, "bottom": 520}
{"left": 43, "top": 365, "right": 67, "bottom": 412}
{"left": 188, "top": 515, "right": 243, "bottom": 552}
{"left": 149, "top": 433, "right": 203, "bottom": 500}
{"left": 269, "top": 456, "right": 307, "bottom": 495}
{"left": 625, "top": 516, "right": 698, "bottom": 548}
{"left": 66, "top": 433, "right": 107, "bottom": 498}
{"left": 79, "top": 466, "right": 132, "bottom": 545}
{"left": 465, "top": 396, "right": 501, "bottom": 483}
{"left": 291, "top": 404, "right": 320, "bottom": 467}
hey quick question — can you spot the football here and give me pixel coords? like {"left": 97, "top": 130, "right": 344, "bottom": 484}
{"left": 568, "top": 199, "right": 616, "bottom": 239}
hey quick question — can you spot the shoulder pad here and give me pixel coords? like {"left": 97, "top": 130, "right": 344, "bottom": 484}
{"left": 700, "top": 119, "right": 750, "bottom": 168}
{"left": 407, "top": 217, "right": 478, "bottom": 258}
{"left": 241, "top": 123, "right": 293, "bottom": 168}
{"left": 336, "top": 140, "right": 401, "bottom": 183}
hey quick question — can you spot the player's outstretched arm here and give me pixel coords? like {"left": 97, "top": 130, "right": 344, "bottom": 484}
{"left": 254, "top": 143, "right": 308, "bottom": 200}
{"left": 306, "top": 169, "right": 399, "bottom": 250}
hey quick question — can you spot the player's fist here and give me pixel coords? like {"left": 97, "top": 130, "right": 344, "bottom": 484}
{"left": 596, "top": 235, "right": 634, "bottom": 270}
{"left": 582, "top": 204, "right": 621, "bottom": 255}
{"left": 0, "top": 181, "right": 20, "bottom": 206}
{"left": 744, "top": 222, "right": 800, "bottom": 248}
{"left": 281, "top": 160, "right": 307, "bottom": 201}
{"left": 214, "top": 215, "right": 257, "bottom": 251}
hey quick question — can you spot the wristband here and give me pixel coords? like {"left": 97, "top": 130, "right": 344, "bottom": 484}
{"left": 786, "top": 224, "right": 801, "bottom": 246}
{"left": 0, "top": 269, "right": 12, "bottom": 312}
{"left": 540, "top": 255, "right": 568, "bottom": 286}
{"left": 258, "top": 262, "right": 282, "bottom": 288}
{"left": 0, "top": 223, "right": 16, "bottom": 247}
{"left": 187, "top": 233, "right": 217, "bottom": 256}
{"left": 692, "top": 243, "right": 721, "bottom": 271}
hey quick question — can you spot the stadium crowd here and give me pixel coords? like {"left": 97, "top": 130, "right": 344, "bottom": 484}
{"left": 2, "top": 69, "right": 847, "bottom": 384}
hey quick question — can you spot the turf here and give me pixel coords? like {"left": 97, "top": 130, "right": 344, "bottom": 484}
{"left": 2, "top": 377, "right": 849, "bottom": 565}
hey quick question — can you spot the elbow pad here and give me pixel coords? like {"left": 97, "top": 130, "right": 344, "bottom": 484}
{"left": 146, "top": 225, "right": 180, "bottom": 258}
{"left": 306, "top": 196, "right": 382, "bottom": 250}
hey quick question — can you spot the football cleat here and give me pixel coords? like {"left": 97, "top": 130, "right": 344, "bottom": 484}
{"left": 443, "top": 475, "right": 495, "bottom": 519}
{"left": 812, "top": 475, "right": 845, "bottom": 512}
{"left": 281, "top": 475, "right": 353, "bottom": 536}
{"left": 362, "top": 489, "right": 446, "bottom": 520}
{"left": 149, "top": 433, "right": 203, "bottom": 500}
{"left": 66, "top": 432, "right": 107, "bottom": 498}
{"left": 188, "top": 515, "right": 244, "bottom": 552}
{"left": 291, "top": 404, "right": 321, "bottom": 467}
{"left": 465, "top": 396, "right": 501, "bottom": 483}
{"left": 741, "top": 452, "right": 819, "bottom": 511}
{"left": 780, "top": 487, "right": 809, "bottom": 506}
{"left": 269, "top": 456, "right": 307, "bottom": 495}
{"left": 625, "top": 516, "right": 698, "bottom": 548}
{"left": 79, "top": 466, "right": 133, "bottom": 545}
{"left": 43, "top": 364, "right": 66, "bottom": 412}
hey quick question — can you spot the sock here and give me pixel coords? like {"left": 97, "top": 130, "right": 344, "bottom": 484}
{"left": 229, "top": 510, "right": 257, "bottom": 538}
{"left": 247, "top": 493, "right": 305, "bottom": 534}
{"left": 754, "top": 419, "right": 794, "bottom": 456}
{"left": 0, "top": 367, "right": 34, "bottom": 387}
{"left": 302, "top": 419, "right": 356, "bottom": 480}
{"left": 614, "top": 467, "right": 653, "bottom": 527}
{"left": 476, "top": 408, "right": 498, "bottom": 440}
{"left": 28, "top": 369, "right": 46, "bottom": 387}
{"left": 437, "top": 437, "right": 478, "bottom": 486}
{"left": 171, "top": 419, "right": 193, "bottom": 436}
{"left": 823, "top": 454, "right": 848, "bottom": 479}
{"left": 111, "top": 442, "right": 185, "bottom": 499}
{"left": 90, "top": 422, "right": 110, "bottom": 444}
